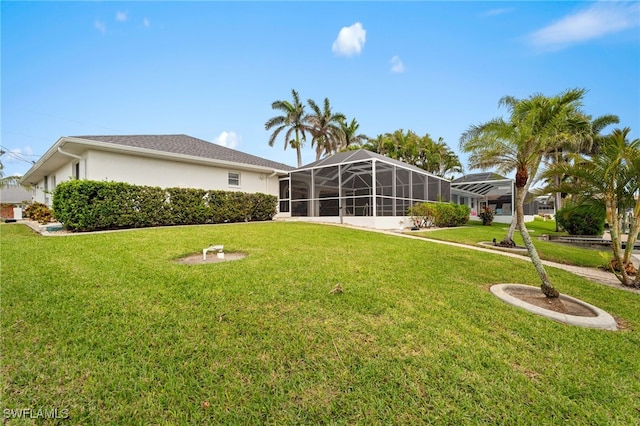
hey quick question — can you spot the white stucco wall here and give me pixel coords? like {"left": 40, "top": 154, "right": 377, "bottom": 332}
{"left": 87, "top": 151, "right": 278, "bottom": 196}
{"left": 31, "top": 149, "right": 281, "bottom": 206}
{"left": 32, "top": 161, "right": 77, "bottom": 206}
{"left": 85, "top": 150, "right": 279, "bottom": 195}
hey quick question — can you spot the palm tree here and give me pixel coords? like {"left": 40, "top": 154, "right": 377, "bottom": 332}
{"left": 425, "top": 137, "right": 463, "bottom": 178}
{"left": 545, "top": 113, "right": 619, "bottom": 230}
{"left": 0, "top": 160, "right": 21, "bottom": 188}
{"left": 338, "top": 118, "right": 368, "bottom": 151}
{"left": 543, "top": 128, "right": 640, "bottom": 288}
{"left": 360, "top": 134, "right": 390, "bottom": 154}
{"left": 461, "top": 88, "right": 589, "bottom": 298}
{"left": 265, "top": 89, "right": 307, "bottom": 168}
{"left": 305, "top": 98, "right": 346, "bottom": 161}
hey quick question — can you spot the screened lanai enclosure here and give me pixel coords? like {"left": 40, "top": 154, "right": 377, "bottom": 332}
{"left": 278, "top": 150, "right": 452, "bottom": 229}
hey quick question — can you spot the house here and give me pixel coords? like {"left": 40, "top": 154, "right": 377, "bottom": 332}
{"left": 0, "top": 183, "right": 32, "bottom": 219}
{"left": 19, "top": 135, "right": 294, "bottom": 208}
{"left": 20, "top": 135, "right": 540, "bottom": 229}
{"left": 451, "top": 172, "right": 543, "bottom": 223}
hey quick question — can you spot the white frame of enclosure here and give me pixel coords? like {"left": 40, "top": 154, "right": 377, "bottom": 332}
{"left": 279, "top": 156, "right": 451, "bottom": 229}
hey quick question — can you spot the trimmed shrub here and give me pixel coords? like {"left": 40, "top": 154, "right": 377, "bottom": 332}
{"left": 408, "top": 202, "right": 470, "bottom": 228}
{"left": 53, "top": 180, "right": 277, "bottom": 232}
{"left": 556, "top": 203, "right": 606, "bottom": 236}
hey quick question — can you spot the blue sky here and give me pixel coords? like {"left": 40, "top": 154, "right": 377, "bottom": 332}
{"left": 2, "top": 1, "right": 639, "bottom": 177}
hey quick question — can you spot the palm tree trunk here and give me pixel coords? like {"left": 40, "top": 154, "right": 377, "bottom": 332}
{"left": 516, "top": 183, "right": 558, "bottom": 298}
{"left": 505, "top": 215, "right": 517, "bottom": 243}
{"left": 294, "top": 130, "right": 303, "bottom": 168}
{"left": 622, "top": 202, "right": 639, "bottom": 265}
{"left": 606, "top": 199, "right": 633, "bottom": 285}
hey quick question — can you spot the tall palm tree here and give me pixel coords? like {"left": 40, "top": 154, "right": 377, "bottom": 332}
{"left": 543, "top": 128, "right": 640, "bottom": 288}
{"left": 461, "top": 88, "right": 589, "bottom": 298}
{"left": 265, "top": 89, "right": 307, "bottom": 168}
{"left": 305, "top": 98, "right": 346, "bottom": 161}
{"left": 545, "top": 113, "right": 619, "bottom": 229}
{"left": 338, "top": 118, "right": 368, "bottom": 151}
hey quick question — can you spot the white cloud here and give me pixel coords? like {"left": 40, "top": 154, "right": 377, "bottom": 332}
{"left": 143, "top": 18, "right": 151, "bottom": 28}
{"left": 2, "top": 146, "right": 34, "bottom": 165}
{"left": 94, "top": 20, "right": 106, "bottom": 34}
{"left": 528, "top": 1, "right": 640, "bottom": 51}
{"left": 214, "top": 131, "right": 241, "bottom": 149}
{"left": 332, "top": 22, "right": 366, "bottom": 57}
{"left": 116, "top": 11, "right": 128, "bottom": 22}
{"left": 390, "top": 56, "right": 405, "bottom": 73}
{"left": 481, "top": 8, "right": 513, "bottom": 17}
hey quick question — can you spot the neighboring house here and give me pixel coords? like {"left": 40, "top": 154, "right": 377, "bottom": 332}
{"left": 0, "top": 183, "right": 32, "bottom": 219}
{"left": 19, "top": 135, "right": 294, "bottom": 209}
{"left": 451, "top": 173, "right": 542, "bottom": 224}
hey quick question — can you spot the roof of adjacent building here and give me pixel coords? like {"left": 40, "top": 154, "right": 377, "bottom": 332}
{"left": 452, "top": 172, "right": 508, "bottom": 183}
{"left": 71, "top": 134, "right": 294, "bottom": 171}
{"left": 451, "top": 172, "right": 513, "bottom": 196}
{"left": 0, "top": 183, "right": 32, "bottom": 204}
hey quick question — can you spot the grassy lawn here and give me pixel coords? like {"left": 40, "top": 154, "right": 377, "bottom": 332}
{"left": 410, "top": 218, "right": 611, "bottom": 268}
{"left": 2, "top": 222, "right": 639, "bottom": 424}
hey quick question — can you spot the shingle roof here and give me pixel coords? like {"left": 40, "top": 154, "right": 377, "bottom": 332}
{"left": 71, "top": 134, "right": 294, "bottom": 171}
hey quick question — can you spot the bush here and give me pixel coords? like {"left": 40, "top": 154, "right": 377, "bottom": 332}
{"left": 24, "top": 202, "right": 54, "bottom": 224}
{"left": 408, "top": 202, "right": 470, "bottom": 228}
{"left": 556, "top": 203, "right": 605, "bottom": 236}
{"left": 53, "top": 180, "right": 278, "bottom": 232}
{"left": 478, "top": 206, "right": 495, "bottom": 226}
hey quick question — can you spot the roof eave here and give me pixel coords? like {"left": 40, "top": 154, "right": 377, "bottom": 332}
{"left": 19, "top": 137, "right": 290, "bottom": 185}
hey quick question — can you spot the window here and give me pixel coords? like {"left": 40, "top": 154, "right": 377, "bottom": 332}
{"left": 228, "top": 172, "right": 240, "bottom": 186}
{"left": 73, "top": 162, "right": 80, "bottom": 179}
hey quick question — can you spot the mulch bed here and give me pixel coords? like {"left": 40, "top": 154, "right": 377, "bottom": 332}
{"left": 504, "top": 286, "right": 596, "bottom": 317}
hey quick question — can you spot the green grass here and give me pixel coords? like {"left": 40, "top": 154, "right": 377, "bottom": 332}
{"left": 1, "top": 222, "right": 639, "bottom": 424}
{"left": 410, "top": 218, "right": 611, "bottom": 268}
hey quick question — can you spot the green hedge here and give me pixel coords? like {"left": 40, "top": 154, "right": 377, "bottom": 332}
{"left": 556, "top": 203, "right": 606, "bottom": 236}
{"left": 52, "top": 180, "right": 278, "bottom": 232}
{"left": 408, "top": 202, "right": 470, "bottom": 228}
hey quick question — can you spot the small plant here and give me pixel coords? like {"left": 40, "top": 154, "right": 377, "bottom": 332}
{"left": 478, "top": 206, "right": 495, "bottom": 226}
{"left": 23, "top": 202, "right": 54, "bottom": 224}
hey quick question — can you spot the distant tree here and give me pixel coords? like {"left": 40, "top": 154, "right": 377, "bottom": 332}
{"left": 0, "top": 160, "right": 21, "bottom": 188}
{"left": 305, "top": 98, "right": 346, "bottom": 161}
{"left": 338, "top": 118, "right": 368, "bottom": 151}
{"left": 359, "top": 130, "right": 462, "bottom": 178}
{"left": 265, "top": 89, "right": 308, "bottom": 167}
{"left": 423, "top": 137, "right": 463, "bottom": 178}
{"left": 544, "top": 113, "right": 619, "bottom": 227}
{"left": 543, "top": 128, "right": 640, "bottom": 288}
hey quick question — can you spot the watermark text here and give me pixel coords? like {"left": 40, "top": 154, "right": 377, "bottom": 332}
{"left": 3, "top": 407, "right": 69, "bottom": 420}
